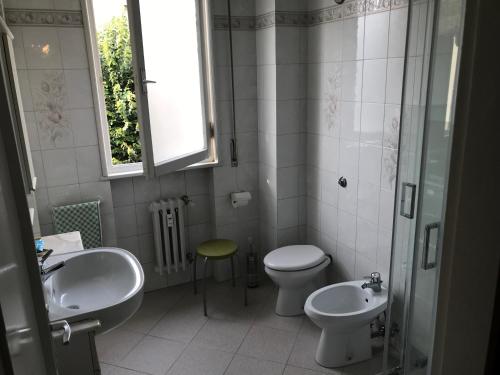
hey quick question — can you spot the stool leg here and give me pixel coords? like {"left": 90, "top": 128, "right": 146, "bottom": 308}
{"left": 230, "top": 255, "right": 236, "bottom": 288}
{"left": 244, "top": 255, "right": 248, "bottom": 306}
{"left": 193, "top": 253, "right": 197, "bottom": 295}
{"left": 202, "top": 256, "right": 208, "bottom": 316}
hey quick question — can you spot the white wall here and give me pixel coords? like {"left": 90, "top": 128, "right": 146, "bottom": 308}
{"left": 7, "top": 0, "right": 118, "bottom": 247}
{"left": 305, "top": 0, "right": 408, "bottom": 283}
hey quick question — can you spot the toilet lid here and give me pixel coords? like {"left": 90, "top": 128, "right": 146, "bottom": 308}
{"left": 264, "top": 245, "right": 326, "bottom": 271}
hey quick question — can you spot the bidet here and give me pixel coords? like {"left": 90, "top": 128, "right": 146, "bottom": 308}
{"left": 305, "top": 280, "right": 387, "bottom": 367}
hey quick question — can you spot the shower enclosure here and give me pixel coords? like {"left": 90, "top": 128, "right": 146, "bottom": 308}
{"left": 383, "top": 0, "right": 467, "bottom": 374}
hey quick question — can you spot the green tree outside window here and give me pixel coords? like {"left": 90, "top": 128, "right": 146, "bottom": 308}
{"left": 97, "top": 13, "right": 141, "bottom": 164}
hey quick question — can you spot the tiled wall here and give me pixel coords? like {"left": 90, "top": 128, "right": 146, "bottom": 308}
{"left": 211, "top": 0, "right": 260, "bottom": 279}
{"left": 256, "top": 0, "right": 308, "bottom": 254}
{"left": 9, "top": 0, "right": 410, "bottom": 292}
{"left": 110, "top": 171, "right": 214, "bottom": 291}
{"left": 305, "top": 0, "right": 408, "bottom": 283}
{"left": 6, "top": 0, "right": 117, "bottom": 247}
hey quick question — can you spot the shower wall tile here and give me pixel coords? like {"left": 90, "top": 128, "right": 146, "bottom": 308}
{"left": 305, "top": 2, "right": 408, "bottom": 284}
{"left": 363, "top": 12, "right": 390, "bottom": 60}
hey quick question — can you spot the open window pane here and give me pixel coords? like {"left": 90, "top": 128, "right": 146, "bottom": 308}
{"left": 91, "top": 0, "right": 141, "bottom": 167}
{"left": 136, "top": 0, "right": 209, "bottom": 175}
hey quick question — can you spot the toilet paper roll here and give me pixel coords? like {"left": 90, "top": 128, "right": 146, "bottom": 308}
{"left": 230, "top": 191, "right": 252, "bottom": 208}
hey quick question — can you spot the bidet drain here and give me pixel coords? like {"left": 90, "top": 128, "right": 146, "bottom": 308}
{"left": 66, "top": 304, "right": 80, "bottom": 310}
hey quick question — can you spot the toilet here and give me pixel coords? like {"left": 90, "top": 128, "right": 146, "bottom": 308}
{"left": 263, "top": 245, "right": 331, "bottom": 316}
{"left": 304, "top": 280, "right": 388, "bottom": 368}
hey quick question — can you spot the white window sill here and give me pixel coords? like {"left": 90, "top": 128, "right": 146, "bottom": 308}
{"left": 105, "top": 158, "right": 220, "bottom": 180}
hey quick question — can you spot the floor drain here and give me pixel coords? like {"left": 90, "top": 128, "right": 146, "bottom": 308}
{"left": 66, "top": 305, "right": 79, "bottom": 310}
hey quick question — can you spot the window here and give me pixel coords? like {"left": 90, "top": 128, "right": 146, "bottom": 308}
{"left": 83, "top": 0, "right": 217, "bottom": 178}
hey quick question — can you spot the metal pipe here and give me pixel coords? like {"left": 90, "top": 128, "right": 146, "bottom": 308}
{"left": 227, "top": 0, "right": 238, "bottom": 167}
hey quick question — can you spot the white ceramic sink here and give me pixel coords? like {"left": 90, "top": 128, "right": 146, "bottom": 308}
{"left": 43, "top": 247, "right": 144, "bottom": 334}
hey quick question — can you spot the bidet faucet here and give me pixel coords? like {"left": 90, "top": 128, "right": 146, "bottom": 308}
{"left": 361, "top": 272, "right": 382, "bottom": 292}
{"left": 39, "top": 249, "right": 65, "bottom": 282}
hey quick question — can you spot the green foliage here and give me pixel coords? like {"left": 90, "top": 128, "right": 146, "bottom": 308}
{"left": 97, "top": 13, "right": 141, "bottom": 164}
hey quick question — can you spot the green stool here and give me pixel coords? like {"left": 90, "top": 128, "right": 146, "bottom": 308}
{"left": 193, "top": 239, "right": 243, "bottom": 316}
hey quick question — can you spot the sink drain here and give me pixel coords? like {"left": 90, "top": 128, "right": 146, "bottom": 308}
{"left": 65, "top": 305, "right": 80, "bottom": 310}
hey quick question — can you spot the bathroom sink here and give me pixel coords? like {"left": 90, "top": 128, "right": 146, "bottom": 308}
{"left": 43, "top": 247, "right": 144, "bottom": 334}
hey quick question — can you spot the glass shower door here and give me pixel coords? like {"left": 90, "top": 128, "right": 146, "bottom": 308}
{"left": 384, "top": 0, "right": 467, "bottom": 373}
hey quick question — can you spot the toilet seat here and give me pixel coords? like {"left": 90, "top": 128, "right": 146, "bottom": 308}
{"left": 264, "top": 245, "right": 326, "bottom": 271}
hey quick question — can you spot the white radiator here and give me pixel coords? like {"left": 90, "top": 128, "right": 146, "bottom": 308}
{"left": 150, "top": 198, "right": 187, "bottom": 275}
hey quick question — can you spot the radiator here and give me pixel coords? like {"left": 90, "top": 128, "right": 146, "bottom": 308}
{"left": 150, "top": 198, "right": 187, "bottom": 275}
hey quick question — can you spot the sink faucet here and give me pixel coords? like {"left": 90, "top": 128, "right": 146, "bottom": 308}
{"left": 39, "top": 249, "right": 65, "bottom": 282}
{"left": 361, "top": 272, "right": 382, "bottom": 292}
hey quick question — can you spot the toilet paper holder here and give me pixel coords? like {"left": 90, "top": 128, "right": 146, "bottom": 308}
{"left": 230, "top": 191, "right": 252, "bottom": 208}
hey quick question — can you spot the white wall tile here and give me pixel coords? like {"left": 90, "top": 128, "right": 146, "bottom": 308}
{"left": 64, "top": 69, "right": 93, "bottom": 109}
{"left": 213, "top": 166, "right": 237, "bottom": 197}
{"left": 341, "top": 60, "right": 363, "bottom": 101}
{"left": 47, "top": 184, "right": 80, "bottom": 206}
{"left": 277, "top": 100, "right": 305, "bottom": 135}
{"left": 277, "top": 166, "right": 299, "bottom": 199}
{"left": 318, "top": 135, "right": 339, "bottom": 173}
{"left": 362, "top": 59, "right": 387, "bottom": 103}
{"left": 111, "top": 178, "right": 134, "bottom": 207}
{"left": 338, "top": 177, "right": 358, "bottom": 215}
{"left": 238, "top": 132, "right": 258, "bottom": 163}
{"left": 133, "top": 176, "right": 161, "bottom": 204}
{"left": 17, "top": 70, "right": 34, "bottom": 111}
{"left": 277, "top": 133, "right": 302, "bottom": 168}
{"left": 340, "top": 101, "right": 361, "bottom": 141}
{"left": 320, "top": 201, "right": 338, "bottom": 240}
{"left": 257, "top": 65, "right": 276, "bottom": 100}
{"left": 68, "top": 108, "right": 98, "bottom": 147}
{"left": 234, "top": 66, "right": 257, "bottom": 100}
{"left": 114, "top": 205, "right": 137, "bottom": 238}
{"left": 386, "top": 58, "right": 405, "bottom": 104}
{"left": 76, "top": 145, "right": 102, "bottom": 183}
{"left": 159, "top": 172, "right": 186, "bottom": 198}
{"left": 256, "top": 28, "right": 276, "bottom": 66}
{"left": 232, "top": 31, "right": 257, "bottom": 67}
{"left": 357, "top": 181, "right": 380, "bottom": 224}
{"left": 364, "top": 12, "right": 390, "bottom": 60}
{"left": 320, "top": 170, "right": 338, "bottom": 207}
{"left": 80, "top": 181, "right": 113, "bottom": 214}
{"left": 383, "top": 104, "right": 401, "bottom": 149}
{"left": 356, "top": 218, "right": 378, "bottom": 262}
{"left": 381, "top": 147, "right": 398, "bottom": 191}
{"left": 359, "top": 143, "right": 382, "bottom": 185}
{"left": 42, "top": 148, "right": 78, "bottom": 187}
{"left": 276, "top": 64, "right": 305, "bottom": 100}
{"left": 342, "top": 17, "right": 365, "bottom": 61}
{"left": 360, "top": 102, "right": 384, "bottom": 145}
{"left": 278, "top": 197, "right": 299, "bottom": 229}
{"left": 10, "top": 27, "right": 26, "bottom": 69}
{"left": 185, "top": 169, "right": 210, "bottom": 196}
{"left": 24, "top": 112, "right": 40, "bottom": 151}
{"left": 337, "top": 210, "right": 357, "bottom": 250}
{"left": 379, "top": 189, "right": 395, "bottom": 231}
{"left": 388, "top": 7, "right": 409, "bottom": 58}
{"left": 277, "top": 27, "right": 307, "bottom": 64}
{"left": 258, "top": 99, "right": 277, "bottom": 135}
{"left": 338, "top": 140, "right": 359, "bottom": 181}
{"left": 22, "top": 27, "right": 62, "bottom": 69}
{"left": 58, "top": 28, "right": 88, "bottom": 69}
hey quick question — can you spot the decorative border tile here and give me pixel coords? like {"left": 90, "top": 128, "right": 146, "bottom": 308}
{"left": 213, "top": 15, "right": 256, "bottom": 30}
{"left": 215, "top": 0, "right": 409, "bottom": 30}
{"left": 366, "top": 0, "right": 392, "bottom": 14}
{"left": 5, "top": 9, "right": 83, "bottom": 27}
{"left": 343, "top": 0, "right": 367, "bottom": 19}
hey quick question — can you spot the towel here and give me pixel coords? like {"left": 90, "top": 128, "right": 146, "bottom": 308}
{"left": 52, "top": 201, "right": 102, "bottom": 249}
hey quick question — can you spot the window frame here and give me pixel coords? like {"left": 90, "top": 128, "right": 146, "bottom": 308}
{"left": 81, "top": 0, "right": 219, "bottom": 179}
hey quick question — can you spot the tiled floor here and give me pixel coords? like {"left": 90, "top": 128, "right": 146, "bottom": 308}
{"left": 96, "top": 279, "right": 384, "bottom": 375}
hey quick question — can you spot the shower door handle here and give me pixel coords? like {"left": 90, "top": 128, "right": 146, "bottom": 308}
{"left": 422, "top": 222, "right": 440, "bottom": 270}
{"left": 400, "top": 182, "right": 417, "bottom": 219}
